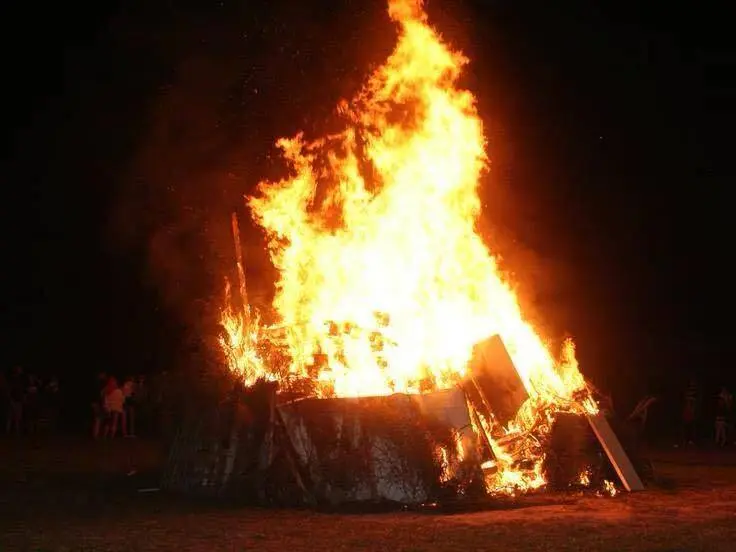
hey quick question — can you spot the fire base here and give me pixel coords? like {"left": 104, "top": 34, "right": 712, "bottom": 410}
{"left": 278, "top": 388, "right": 484, "bottom": 506}
{"left": 160, "top": 357, "right": 648, "bottom": 506}
{"left": 160, "top": 382, "right": 487, "bottom": 507}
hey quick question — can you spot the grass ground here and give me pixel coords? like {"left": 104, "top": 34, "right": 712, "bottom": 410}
{"left": 1, "top": 436, "right": 735, "bottom": 551}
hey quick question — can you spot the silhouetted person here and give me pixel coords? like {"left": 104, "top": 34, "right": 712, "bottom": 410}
{"left": 103, "top": 376, "right": 124, "bottom": 438}
{"left": 25, "top": 374, "right": 40, "bottom": 434}
{"left": 92, "top": 372, "right": 107, "bottom": 439}
{"left": 122, "top": 376, "right": 136, "bottom": 437}
{"left": 135, "top": 375, "right": 148, "bottom": 435}
{"left": 44, "top": 377, "right": 61, "bottom": 433}
{"left": 715, "top": 386, "right": 732, "bottom": 447}
{"left": 681, "top": 378, "right": 699, "bottom": 446}
{"left": 629, "top": 395, "right": 657, "bottom": 436}
{"left": 6, "top": 366, "right": 25, "bottom": 435}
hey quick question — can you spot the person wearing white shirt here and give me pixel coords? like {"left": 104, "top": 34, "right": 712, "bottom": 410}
{"left": 103, "top": 377, "right": 124, "bottom": 438}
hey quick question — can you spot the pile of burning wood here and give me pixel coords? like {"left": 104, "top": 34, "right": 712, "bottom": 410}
{"left": 161, "top": 0, "right": 649, "bottom": 508}
{"left": 161, "top": 334, "right": 646, "bottom": 508}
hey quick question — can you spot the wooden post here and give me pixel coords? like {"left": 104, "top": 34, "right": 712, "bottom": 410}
{"left": 468, "top": 335, "right": 529, "bottom": 429}
{"left": 231, "top": 212, "right": 251, "bottom": 328}
{"left": 465, "top": 396, "right": 497, "bottom": 463}
{"left": 587, "top": 412, "right": 645, "bottom": 491}
{"left": 469, "top": 376, "right": 497, "bottom": 426}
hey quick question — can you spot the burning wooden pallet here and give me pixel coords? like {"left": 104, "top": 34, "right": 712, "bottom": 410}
{"left": 165, "top": 0, "right": 651, "bottom": 507}
{"left": 467, "top": 335, "right": 644, "bottom": 493}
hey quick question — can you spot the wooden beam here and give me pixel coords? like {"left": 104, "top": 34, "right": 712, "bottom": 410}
{"left": 587, "top": 412, "right": 645, "bottom": 491}
{"left": 468, "top": 335, "right": 529, "bottom": 428}
{"left": 231, "top": 212, "right": 251, "bottom": 327}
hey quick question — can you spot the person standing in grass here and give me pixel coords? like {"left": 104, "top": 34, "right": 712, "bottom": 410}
{"left": 6, "top": 366, "right": 25, "bottom": 436}
{"left": 103, "top": 376, "right": 125, "bottom": 438}
{"left": 92, "top": 372, "right": 107, "bottom": 439}
{"left": 715, "top": 386, "right": 732, "bottom": 447}
{"left": 629, "top": 395, "right": 658, "bottom": 436}
{"left": 122, "top": 376, "right": 136, "bottom": 437}
{"left": 681, "top": 378, "right": 699, "bottom": 446}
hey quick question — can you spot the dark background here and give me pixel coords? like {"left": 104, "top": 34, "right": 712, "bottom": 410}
{"left": 1, "top": 1, "right": 731, "bottom": 426}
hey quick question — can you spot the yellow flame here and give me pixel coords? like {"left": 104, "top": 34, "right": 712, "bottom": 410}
{"left": 437, "top": 446, "right": 451, "bottom": 483}
{"left": 602, "top": 479, "right": 618, "bottom": 497}
{"left": 486, "top": 444, "right": 546, "bottom": 494}
{"left": 220, "top": 0, "right": 599, "bottom": 493}
{"left": 578, "top": 468, "right": 591, "bottom": 487}
{"left": 219, "top": 281, "right": 272, "bottom": 386}
{"left": 246, "top": 0, "right": 590, "bottom": 405}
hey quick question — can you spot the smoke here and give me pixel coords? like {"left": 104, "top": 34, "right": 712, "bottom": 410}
{"left": 477, "top": 127, "right": 579, "bottom": 352}
{"left": 108, "top": 1, "right": 393, "bottom": 359}
{"left": 107, "top": 12, "right": 260, "bottom": 362}
{"left": 106, "top": 0, "right": 578, "bottom": 377}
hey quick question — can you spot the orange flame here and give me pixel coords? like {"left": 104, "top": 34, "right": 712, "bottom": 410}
{"left": 246, "top": 0, "right": 589, "bottom": 405}
{"left": 602, "top": 479, "right": 618, "bottom": 497}
{"left": 221, "top": 0, "right": 598, "bottom": 493}
{"left": 219, "top": 280, "right": 271, "bottom": 387}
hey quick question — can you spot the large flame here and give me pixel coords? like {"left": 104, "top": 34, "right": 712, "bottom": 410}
{"left": 220, "top": 0, "right": 596, "bottom": 493}
{"left": 245, "top": 0, "right": 584, "bottom": 403}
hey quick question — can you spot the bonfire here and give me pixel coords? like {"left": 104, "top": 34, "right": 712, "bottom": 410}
{"left": 208, "top": 0, "right": 642, "bottom": 505}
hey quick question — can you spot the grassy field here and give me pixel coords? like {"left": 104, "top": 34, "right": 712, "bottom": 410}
{"left": 1, "top": 437, "right": 735, "bottom": 551}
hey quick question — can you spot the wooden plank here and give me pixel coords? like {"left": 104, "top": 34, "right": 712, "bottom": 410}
{"left": 461, "top": 381, "right": 497, "bottom": 462}
{"left": 274, "top": 407, "right": 316, "bottom": 506}
{"left": 468, "top": 335, "right": 529, "bottom": 428}
{"left": 230, "top": 212, "right": 251, "bottom": 326}
{"left": 587, "top": 412, "right": 645, "bottom": 491}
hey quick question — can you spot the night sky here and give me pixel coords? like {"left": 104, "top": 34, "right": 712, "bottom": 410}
{"left": 2, "top": 1, "right": 731, "bottom": 414}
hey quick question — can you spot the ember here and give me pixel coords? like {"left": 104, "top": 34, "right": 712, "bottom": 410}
{"left": 210, "top": 0, "right": 641, "bottom": 503}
